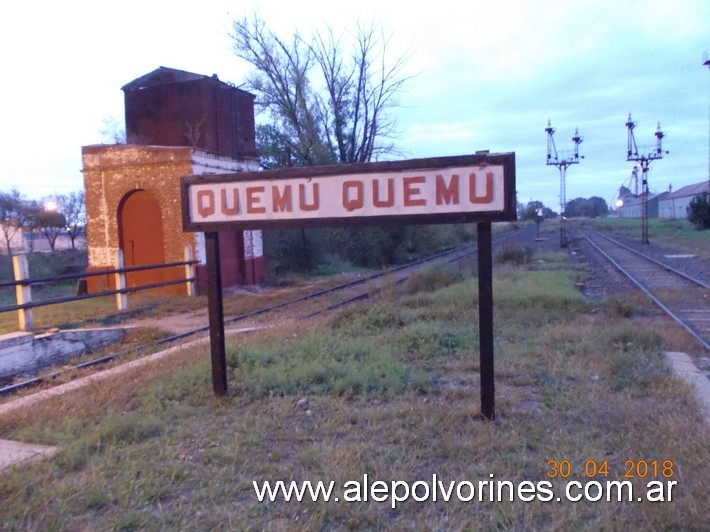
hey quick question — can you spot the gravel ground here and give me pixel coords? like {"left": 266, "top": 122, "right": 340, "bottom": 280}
{"left": 503, "top": 224, "right": 635, "bottom": 301}
{"left": 590, "top": 230, "right": 710, "bottom": 285}
{"left": 566, "top": 230, "right": 639, "bottom": 300}
{"left": 509, "top": 223, "right": 710, "bottom": 301}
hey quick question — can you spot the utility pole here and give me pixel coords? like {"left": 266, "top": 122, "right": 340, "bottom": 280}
{"left": 626, "top": 113, "right": 667, "bottom": 245}
{"left": 546, "top": 120, "right": 583, "bottom": 247}
{"left": 704, "top": 51, "right": 710, "bottom": 194}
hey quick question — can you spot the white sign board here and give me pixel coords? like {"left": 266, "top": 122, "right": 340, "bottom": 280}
{"left": 182, "top": 153, "right": 515, "bottom": 231}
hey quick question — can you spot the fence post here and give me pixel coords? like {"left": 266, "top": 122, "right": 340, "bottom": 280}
{"left": 12, "top": 254, "right": 33, "bottom": 331}
{"left": 115, "top": 249, "right": 128, "bottom": 311}
{"left": 185, "top": 245, "right": 196, "bottom": 297}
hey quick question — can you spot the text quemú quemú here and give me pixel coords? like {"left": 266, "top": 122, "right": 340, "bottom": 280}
{"left": 185, "top": 164, "right": 508, "bottom": 228}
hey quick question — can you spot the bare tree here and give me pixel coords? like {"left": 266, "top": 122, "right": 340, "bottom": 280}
{"left": 22, "top": 199, "right": 43, "bottom": 252}
{"left": 37, "top": 203, "right": 66, "bottom": 251}
{"left": 231, "top": 14, "right": 412, "bottom": 166}
{"left": 185, "top": 115, "right": 207, "bottom": 148}
{"left": 232, "top": 15, "right": 329, "bottom": 166}
{"left": 310, "top": 22, "right": 412, "bottom": 163}
{"left": 100, "top": 115, "right": 126, "bottom": 144}
{"left": 0, "top": 189, "right": 24, "bottom": 255}
{"left": 57, "top": 191, "right": 86, "bottom": 250}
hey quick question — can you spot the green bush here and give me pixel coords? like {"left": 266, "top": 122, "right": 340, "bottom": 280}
{"left": 262, "top": 223, "right": 477, "bottom": 279}
{"left": 687, "top": 192, "right": 710, "bottom": 230}
{"left": 401, "top": 264, "right": 463, "bottom": 294}
{"left": 495, "top": 240, "right": 533, "bottom": 265}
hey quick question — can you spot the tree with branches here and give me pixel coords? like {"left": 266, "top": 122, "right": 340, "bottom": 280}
{"left": 231, "top": 15, "right": 417, "bottom": 272}
{"left": 37, "top": 204, "right": 66, "bottom": 251}
{"left": 231, "top": 14, "right": 413, "bottom": 167}
{"left": 100, "top": 115, "right": 126, "bottom": 144}
{"left": 57, "top": 191, "right": 86, "bottom": 249}
{"left": 0, "top": 189, "right": 26, "bottom": 255}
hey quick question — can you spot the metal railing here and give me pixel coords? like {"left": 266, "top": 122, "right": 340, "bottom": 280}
{"left": 1, "top": 246, "right": 198, "bottom": 331}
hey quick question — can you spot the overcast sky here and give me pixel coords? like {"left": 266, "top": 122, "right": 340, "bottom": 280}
{"left": 1, "top": 0, "right": 708, "bottom": 211}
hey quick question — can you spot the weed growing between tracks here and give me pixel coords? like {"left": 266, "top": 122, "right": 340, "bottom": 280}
{"left": 1, "top": 252, "right": 709, "bottom": 530}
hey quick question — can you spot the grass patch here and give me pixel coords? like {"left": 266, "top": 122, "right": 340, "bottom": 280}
{"left": 0, "top": 256, "right": 708, "bottom": 529}
{"left": 495, "top": 240, "right": 534, "bottom": 265}
{"left": 229, "top": 330, "right": 427, "bottom": 397}
{"left": 400, "top": 263, "right": 463, "bottom": 295}
{"left": 579, "top": 216, "right": 710, "bottom": 248}
{"left": 495, "top": 269, "right": 588, "bottom": 312}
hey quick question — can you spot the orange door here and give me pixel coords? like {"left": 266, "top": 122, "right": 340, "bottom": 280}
{"left": 118, "top": 190, "right": 165, "bottom": 289}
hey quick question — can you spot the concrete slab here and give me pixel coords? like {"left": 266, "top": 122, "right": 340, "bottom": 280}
{"left": 0, "top": 327, "right": 130, "bottom": 379}
{"left": 665, "top": 351, "right": 710, "bottom": 426}
{"left": 0, "top": 326, "right": 265, "bottom": 419}
{"left": 0, "top": 438, "right": 57, "bottom": 471}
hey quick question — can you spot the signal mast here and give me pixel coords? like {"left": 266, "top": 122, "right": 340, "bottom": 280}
{"left": 545, "top": 120, "right": 583, "bottom": 247}
{"left": 625, "top": 113, "right": 667, "bottom": 244}
{"left": 630, "top": 165, "right": 639, "bottom": 195}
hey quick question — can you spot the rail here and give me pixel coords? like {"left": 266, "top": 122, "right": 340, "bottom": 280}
{"left": 1, "top": 245, "right": 198, "bottom": 331}
{"left": 578, "top": 229, "right": 710, "bottom": 352}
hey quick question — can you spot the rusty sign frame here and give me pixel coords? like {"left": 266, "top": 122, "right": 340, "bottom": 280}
{"left": 180, "top": 153, "right": 516, "bottom": 420}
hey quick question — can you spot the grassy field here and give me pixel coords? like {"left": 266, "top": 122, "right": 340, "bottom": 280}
{"left": 0, "top": 246, "right": 708, "bottom": 530}
{"left": 574, "top": 216, "right": 710, "bottom": 256}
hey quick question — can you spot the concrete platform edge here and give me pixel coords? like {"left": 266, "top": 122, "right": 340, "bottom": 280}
{"left": 664, "top": 351, "right": 710, "bottom": 426}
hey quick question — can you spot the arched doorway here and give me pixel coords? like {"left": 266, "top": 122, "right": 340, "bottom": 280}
{"left": 118, "top": 189, "right": 165, "bottom": 290}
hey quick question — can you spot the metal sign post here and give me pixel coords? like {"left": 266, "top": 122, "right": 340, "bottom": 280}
{"left": 181, "top": 153, "right": 516, "bottom": 419}
{"left": 205, "top": 231, "right": 227, "bottom": 396}
{"left": 477, "top": 222, "right": 495, "bottom": 419}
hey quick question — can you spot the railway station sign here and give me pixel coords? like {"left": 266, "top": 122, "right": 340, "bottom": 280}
{"left": 180, "top": 152, "right": 516, "bottom": 420}
{"left": 181, "top": 153, "right": 516, "bottom": 230}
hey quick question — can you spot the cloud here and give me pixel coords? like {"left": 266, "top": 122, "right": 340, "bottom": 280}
{"left": 1, "top": 0, "right": 708, "bottom": 213}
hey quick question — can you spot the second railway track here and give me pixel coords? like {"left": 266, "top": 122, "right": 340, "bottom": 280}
{"left": 578, "top": 229, "right": 710, "bottom": 369}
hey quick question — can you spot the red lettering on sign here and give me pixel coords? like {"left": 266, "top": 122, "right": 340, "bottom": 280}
{"left": 343, "top": 181, "right": 364, "bottom": 211}
{"left": 403, "top": 176, "right": 426, "bottom": 207}
{"left": 246, "top": 186, "right": 266, "bottom": 214}
{"left": 469, "top": 172, "right": 494, "bottom": 204}
{"left": 436, "top": 174, "right": 459, "bottom": 205}
{"left": 299, "top": 183, "right": 320, "bottom": 211}
{"left": 272, "top": 185, "right": 293, "bottom": 213}
{"left": 220, "top": 188, "right": 240, "bottom": 215}
{"left": 373, "top": 178, "right": 394, "bottom": 208}
{"left": 197, "top": 190, "right": 215, "bottom": 218}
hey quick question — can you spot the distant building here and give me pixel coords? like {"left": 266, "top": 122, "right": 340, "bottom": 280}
{"left": 83, "top": 67, "right": 264, "bottom": 294}
{"left": 658, "top": 181, "right": 709, "bottom": 219}
{"left": 616, "top": 190, "right": 665, "bottom": 218}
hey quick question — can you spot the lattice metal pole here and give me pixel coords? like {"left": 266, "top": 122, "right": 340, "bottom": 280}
{"left": 559, "top": 165, "right": 567, "bottom": 247}
{"left": 546, "top": 121, "right": 583, "bottom": 248}
{"left": 626, "top": 114, "right": 666, "bottom": 245}
{"left": 704, "top": 52, "right": 710, "bottom": 193}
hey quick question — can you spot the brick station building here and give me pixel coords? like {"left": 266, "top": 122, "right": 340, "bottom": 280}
{"left": 82, "top": 67, "right": 265, "bottom": 294}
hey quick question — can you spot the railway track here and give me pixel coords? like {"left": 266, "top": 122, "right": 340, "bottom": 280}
{"left": 578, "top": 229, "right": 710, "bottom": 374}
{"left": 0, "top": 226, "right": 528, "bottom": 397}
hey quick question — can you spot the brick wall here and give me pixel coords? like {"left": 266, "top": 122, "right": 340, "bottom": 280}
{"left": 82, "top": 144, "right": 264, "bottom": 293}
